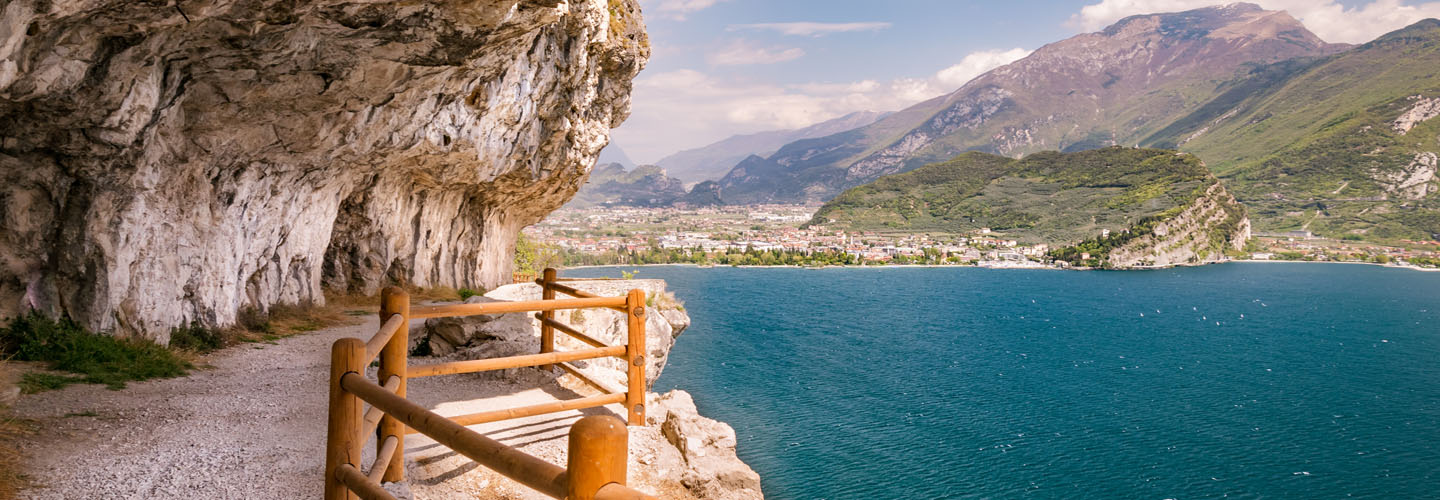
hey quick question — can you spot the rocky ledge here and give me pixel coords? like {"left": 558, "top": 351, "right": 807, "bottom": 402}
{"left": 0, "top": 0, "right": 648, "bottom": 340}
{"left": 412, "top": 279, "right": 764, "bottom": 499}
{"left": 1104, "top": 181, "right": 1252, "bottom": 268}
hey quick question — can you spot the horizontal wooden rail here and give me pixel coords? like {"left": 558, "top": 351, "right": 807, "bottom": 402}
{"left": 536, "top": 281, "right": 629, "bottom": 312}
{"left": 534, "top": 314, "right": 610, "bottom": 349}
{"left": 364, "top": 315, "right": 406, "bottom": 363}
{"left": 341, "top": 372, "right": 570, "bottom": 497}
{"left": 368, "top": 435, "right": 399, "bottom": 483}
{"left": 411, "top": 296, "right": 627, "bottom": 319}
{"left": 334, "top": 463, "right": 398, "bottom": 500}
{"left": 538, "top": 280, "right": 599, "bottom": 299}
{"left": 407, "top": 346, "right": 626, "bottom": 378}
{"left": 422, "top": 392, "right": 627, "bottom": 432}
{"left": 558, "top": 362, "right": 623, "bottom": 395}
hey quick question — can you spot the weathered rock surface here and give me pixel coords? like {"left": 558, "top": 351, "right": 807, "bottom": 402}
{"left": 416, "top": 279, "right": 687, "bottom": 389}
{"left": 648, "top": 390, "right": 764, "bottom": 500}
{"left": 1393, "top": 96, "right": 1440, "bottom": 135}
{"left": 0, "top": 0, "right": 648, "bottom": 340}
{"left": 1107, "top": 181, "right": 1252, "bottom": 268}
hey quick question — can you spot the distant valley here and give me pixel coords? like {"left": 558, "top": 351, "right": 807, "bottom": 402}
{"left": 623, "top": 3, "right": 1440, "bottom": 245}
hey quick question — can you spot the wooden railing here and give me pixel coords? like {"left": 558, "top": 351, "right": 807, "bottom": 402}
{"left": 324, "top": 269, "right": 655, "bottom": 500}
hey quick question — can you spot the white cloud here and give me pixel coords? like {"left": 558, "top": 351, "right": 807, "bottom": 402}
{"left": 1069, "top": 0, "right": 1440, "bottom": 44}
{"left": 728, "top": 22, "right": 893, "bottom": 36}
{"left": 936, "top": 48, "right": 1033, "bottom": 88}
{"left": 613, "top": 46, "right": 1034, "bottom": 162}
{"left": 643, "top": 0, "right": 731, "bottom": 20}
{"left": 706, "top": 40, "right": 806, "bottom": 66}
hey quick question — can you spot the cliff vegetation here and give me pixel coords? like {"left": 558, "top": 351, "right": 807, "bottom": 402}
{"left": 810, "top": 147, "right": 1250, "bottom": 267}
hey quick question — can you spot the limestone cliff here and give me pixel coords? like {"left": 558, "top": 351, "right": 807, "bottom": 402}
{"left": 1087, "top": 181, "right": 1252, "bottom": 268}
{"left": 0, "top": 0, "right": 648, "bottom": 340}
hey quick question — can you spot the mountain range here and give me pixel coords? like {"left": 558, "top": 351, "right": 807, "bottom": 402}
{"left": 566, "top": 163, "right": 687, "bottom": 208}
{"left": 1146, "top": 18, "right": 1440, "bottom": 240}
{"left": 707, "top": 3, "right": 1349, "bottom": 206}
{"left": 652, "top": 111, "right": 889, "bottom": 183}
{"left": 610, "top": 3, "right": 1440, "bottom": 242}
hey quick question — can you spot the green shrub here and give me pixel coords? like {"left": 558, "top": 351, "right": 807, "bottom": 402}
{"left": 1, "top": 314, "right": 192, "bottom": 391}
{"left": 457, "top": 288, "right": 479, "bottom": 300}
{"left": 169, "top": 321, "right": 224, "bottom": 352}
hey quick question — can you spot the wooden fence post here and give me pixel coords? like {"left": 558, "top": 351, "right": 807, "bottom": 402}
{"left": 625, "top": 289, "right": 646, "bottom": 425}
{"left": 567, "top": 415, "right": 629, "bottom": 500}
{"left": 325, "top": 338, "right": 365, "bottom": 500}
{"left": 377, "top": 286, "right": 409, "bottom": 482}
{"left": 539, "top": 268, "right": 557, "bottom": 371}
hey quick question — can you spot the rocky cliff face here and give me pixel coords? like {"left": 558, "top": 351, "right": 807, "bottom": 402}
{"left": 0, "top": 0, "right": 647, "bottom": 340}
{"left": 1104, "top": 181, "right": 1251, "bottom": 268}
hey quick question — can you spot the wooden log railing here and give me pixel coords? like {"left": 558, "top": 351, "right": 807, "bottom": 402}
{"left": 323, "top": 269, "right": 655, "bottom": 500}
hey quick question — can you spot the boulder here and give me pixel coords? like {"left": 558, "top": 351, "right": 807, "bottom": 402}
{"left": 648, "top": 390, "right": 764, "bottom": 500}
{"left": 414, "top": 296, "right": 535, "bottom": 358}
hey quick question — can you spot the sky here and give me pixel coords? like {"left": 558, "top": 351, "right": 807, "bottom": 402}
{"left": 611, "top": 0, "right": 1440, "bottom": 164}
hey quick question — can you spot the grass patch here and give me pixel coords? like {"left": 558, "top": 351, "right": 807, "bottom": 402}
{"left": 646, "top": 291, "right": 685, "bottom": 311}
{"left": 457, "top": 288, "right": 480, "bottom": 300}
{"left": 0, "top": 314, "right": 191, "bottom": 391}
{"left": 18, "top": 373, "right": 86, "bottom": 394}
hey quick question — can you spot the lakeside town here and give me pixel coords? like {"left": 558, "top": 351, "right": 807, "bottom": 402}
{"left": 525, "top": 205, "right": 1440, "bottom": 270}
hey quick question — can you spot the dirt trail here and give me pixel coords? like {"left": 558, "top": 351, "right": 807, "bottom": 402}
{"left": 10, "top": 319, "right": 685, "bottom": 499}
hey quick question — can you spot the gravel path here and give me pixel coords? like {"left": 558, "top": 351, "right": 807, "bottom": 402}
{"left": 9, "top": 319, "right": 690, "bottom": 499}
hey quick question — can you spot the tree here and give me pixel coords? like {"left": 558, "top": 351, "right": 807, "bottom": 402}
{"left": 514, "top": 233, "right": 562, "bottom": 274}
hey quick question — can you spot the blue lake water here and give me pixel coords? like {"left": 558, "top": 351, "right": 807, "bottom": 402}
{"left": 565, "top": 263, "right": 1440, "bottom": 499}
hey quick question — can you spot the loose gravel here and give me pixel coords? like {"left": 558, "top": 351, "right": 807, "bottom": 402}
{"left": 10, "top": 318, "right": 691, "bottom": 499}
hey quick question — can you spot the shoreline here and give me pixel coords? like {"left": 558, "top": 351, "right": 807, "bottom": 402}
{"left": 564, "top": 260, "right": 1440, "bottom": 273}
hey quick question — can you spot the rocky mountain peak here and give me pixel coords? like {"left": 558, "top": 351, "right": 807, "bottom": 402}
{"left": 709, "top": 3, "right": 1346, "bottom": 205}
{"left": 1104, "top": 3, "right": 1269, "bottom": 37}
{"left": 972, "top": 4, "right": 1334, "bottom": 100}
